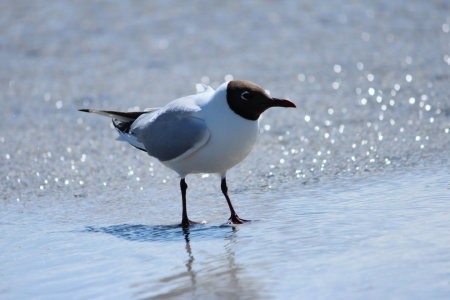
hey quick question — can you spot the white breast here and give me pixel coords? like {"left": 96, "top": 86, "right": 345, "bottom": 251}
{"left": 163, "top": 84, "right": 259, "bottom": 177}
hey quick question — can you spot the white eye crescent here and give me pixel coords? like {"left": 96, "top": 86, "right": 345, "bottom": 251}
{"left": 241, "top": 91, "right": 250, "bottom": 100}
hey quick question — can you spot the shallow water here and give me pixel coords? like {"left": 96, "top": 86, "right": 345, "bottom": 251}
{"left": 1, "top": 167, "right": 449, "bottom": 299}
{"left": 1, "top": 0, "right": 450, "bottom": 299}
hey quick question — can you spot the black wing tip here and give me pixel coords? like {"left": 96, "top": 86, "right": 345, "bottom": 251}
{"left": 79, "top": 109, "right": 92, "bottom": 113}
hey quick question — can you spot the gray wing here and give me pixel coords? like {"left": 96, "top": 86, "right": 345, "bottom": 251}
{"left": 134, "top": 110, "right": 210, "bottom": 162}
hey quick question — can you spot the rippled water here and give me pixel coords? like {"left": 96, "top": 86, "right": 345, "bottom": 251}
{"left": 1, "top": 167, "right": 449, "bottom": 299}
{"left": 1, "top": 0, "right": 450, "bottom": 299}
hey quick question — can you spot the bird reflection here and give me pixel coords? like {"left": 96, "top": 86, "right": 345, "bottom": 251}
{"left": 180, "top": 224, "right": 239, "bottom": 290}
{"left": 85, "top": 223, "right": 258, "bottom": 298}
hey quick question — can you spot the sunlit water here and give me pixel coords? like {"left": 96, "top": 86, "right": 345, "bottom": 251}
{"left": 1, "top": 0, "right": 450, "bottom": 299}
{"left": 1, "top": 167, "right": 449, "bottom": 299}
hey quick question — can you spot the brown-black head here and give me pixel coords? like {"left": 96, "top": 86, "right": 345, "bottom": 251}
{"left": 226, "top": 80, "right": 296, "bottom": 121}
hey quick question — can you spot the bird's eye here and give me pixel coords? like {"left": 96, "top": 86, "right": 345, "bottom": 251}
{"left": 241, "top": 91, "right": 252, "bottom": 101}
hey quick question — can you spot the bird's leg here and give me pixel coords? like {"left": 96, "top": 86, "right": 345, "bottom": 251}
{"left": 180, "top": 178, "right": 200, "bottom": 227}
{"left": 221, "top": 177, "right": 250, "bottom": 224}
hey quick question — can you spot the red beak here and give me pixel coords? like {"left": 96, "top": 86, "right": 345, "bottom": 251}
{"left": 271, "top": 98, "right": 296, "bottom": 108}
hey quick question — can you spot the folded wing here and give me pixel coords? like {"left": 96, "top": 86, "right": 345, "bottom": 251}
{"left": 131, "top": 109, "right": 210, "bottom": 162}
{"left": 80, "top": 92, "right": 211, "bottom": 162}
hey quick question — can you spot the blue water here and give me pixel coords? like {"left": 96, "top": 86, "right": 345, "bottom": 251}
{"left": 1, "top": 166, "right": 449, "bottom": 299}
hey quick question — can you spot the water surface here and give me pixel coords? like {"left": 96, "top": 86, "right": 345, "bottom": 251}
{"left": 1, "top": 167, "right": 449, "bottom": 299}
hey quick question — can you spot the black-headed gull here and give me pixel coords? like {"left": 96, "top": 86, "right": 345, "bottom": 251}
{"left": 80, "top": 80, "right": 295, "bottom": 226}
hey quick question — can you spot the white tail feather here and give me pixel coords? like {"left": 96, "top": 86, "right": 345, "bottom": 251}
{"left": 114, "top": 128, "right": 146, "bottom": 151}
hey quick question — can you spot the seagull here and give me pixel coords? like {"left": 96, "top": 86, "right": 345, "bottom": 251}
{"left": 80, "top": 80, "right": 295, "bottom": 226}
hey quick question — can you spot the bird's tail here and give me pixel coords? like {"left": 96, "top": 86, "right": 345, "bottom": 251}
{"left": 79, "top": 108, "right": 160, "bottom": 152}
{"left": 78, "top": 109, "right": 153, "bottom": 122}
{"left": 79, "top": 108, "right": 158, "bottom": 133}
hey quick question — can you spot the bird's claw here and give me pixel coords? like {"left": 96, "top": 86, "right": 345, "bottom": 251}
{"left": 228, "top": 215, "right": 250, "bottom": 224}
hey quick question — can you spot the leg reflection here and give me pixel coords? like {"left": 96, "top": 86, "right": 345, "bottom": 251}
{"left": 182, "top": 226, "right": 196, "bottom": 287}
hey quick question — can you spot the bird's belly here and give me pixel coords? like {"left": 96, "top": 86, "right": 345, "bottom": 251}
{"left": 163, "top": 120, "right": 259, "bottom": 176}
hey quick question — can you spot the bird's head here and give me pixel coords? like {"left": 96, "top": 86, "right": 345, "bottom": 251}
{"left": 226, "top": 80, "right": 296, "bottom": 120}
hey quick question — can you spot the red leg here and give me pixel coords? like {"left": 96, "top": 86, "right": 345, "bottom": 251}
{"left": 221, "top": 178, "right": 250, "bottom": 224}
